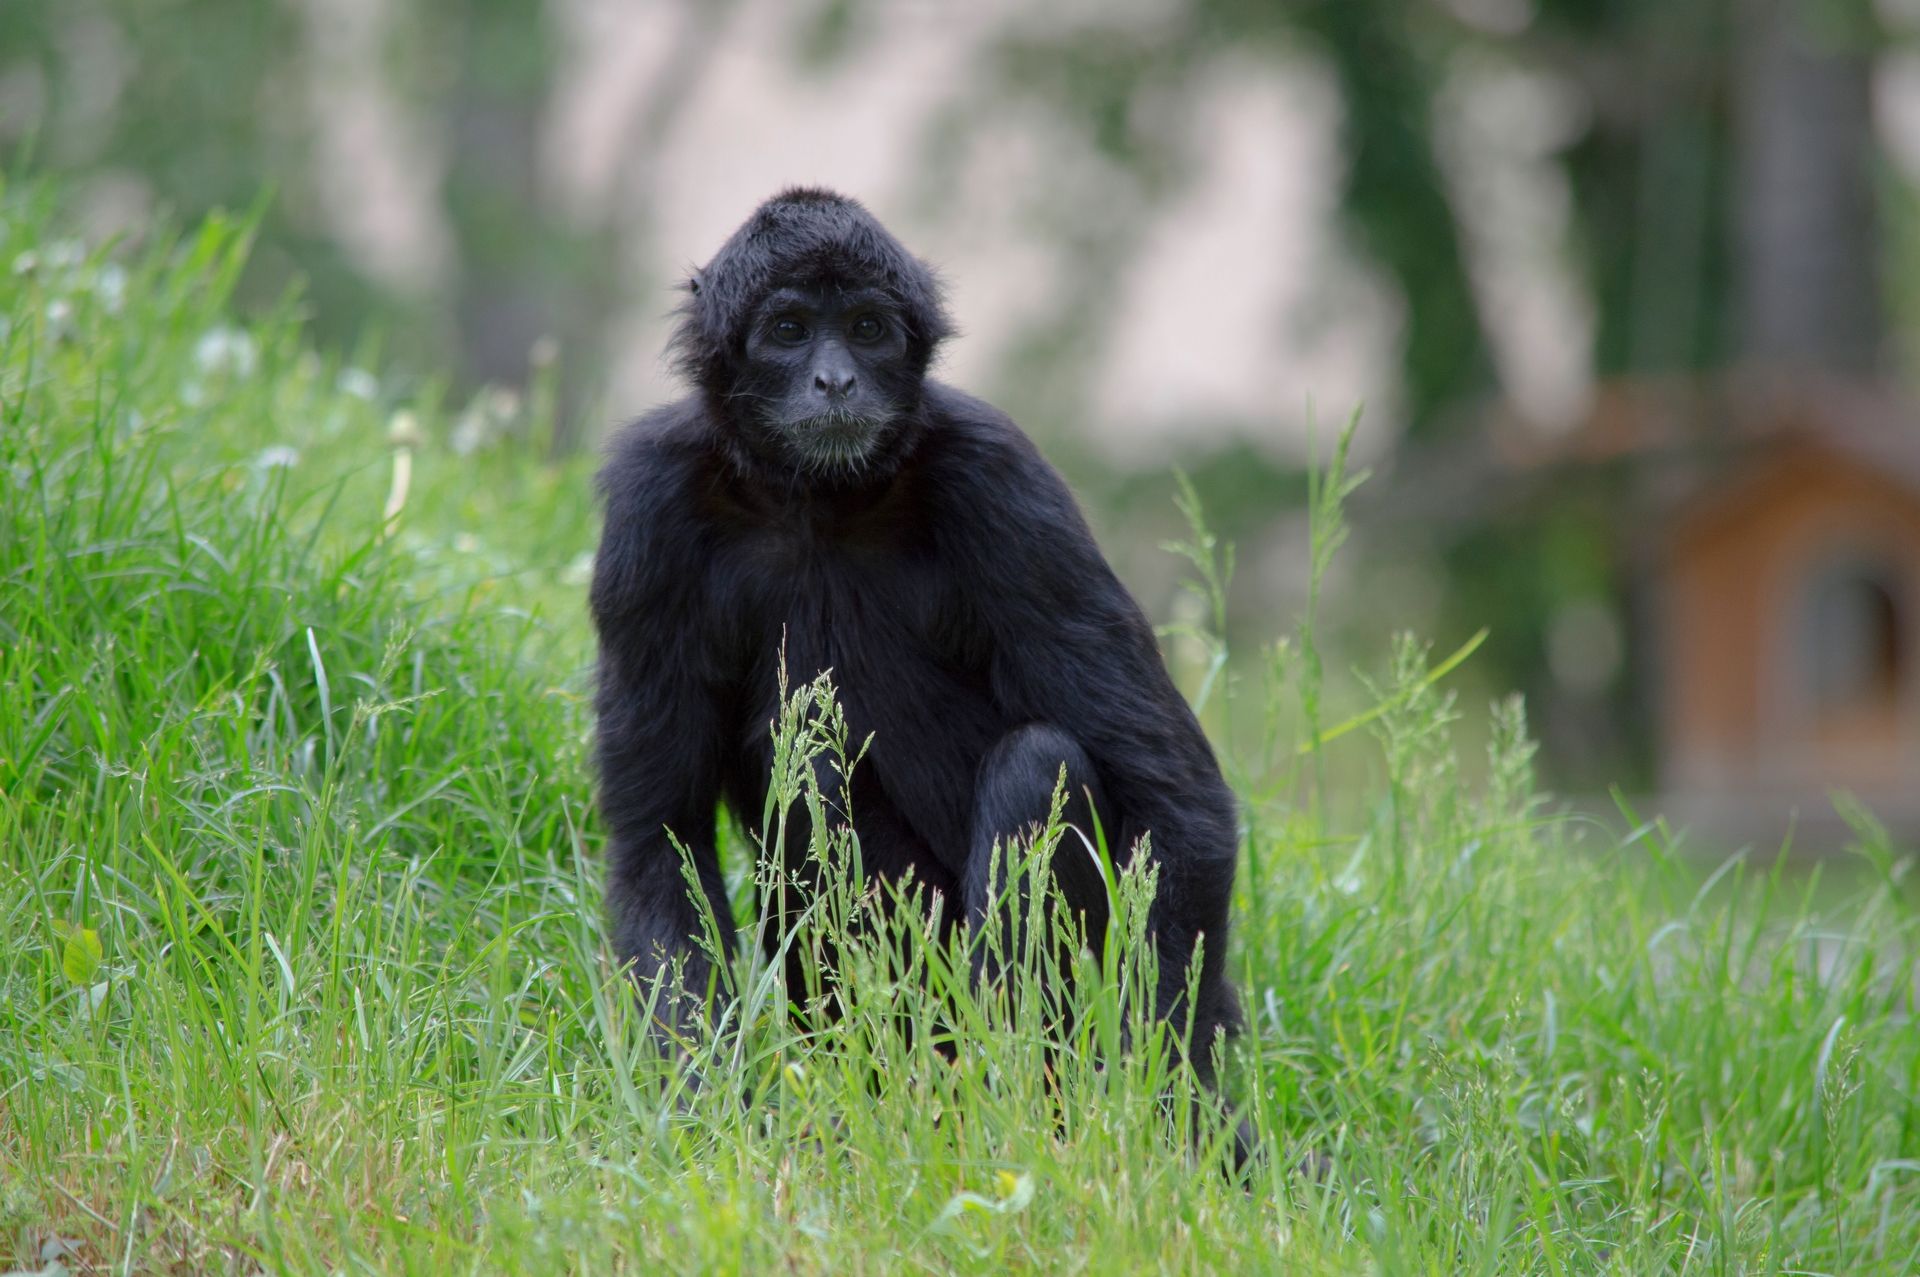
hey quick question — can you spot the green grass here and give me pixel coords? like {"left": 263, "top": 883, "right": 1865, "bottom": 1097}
{"left": 2, "top": 183, "right": 1918, "bottom": 1275}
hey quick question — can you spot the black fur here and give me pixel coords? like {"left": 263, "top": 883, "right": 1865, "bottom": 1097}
{"left": 591, "top": 188, "right": 1243, "bottom": 1092}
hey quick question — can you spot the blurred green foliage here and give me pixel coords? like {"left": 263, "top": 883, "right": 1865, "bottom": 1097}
{"left": 2, "top": 0, "right": 1907, "bottom": 790}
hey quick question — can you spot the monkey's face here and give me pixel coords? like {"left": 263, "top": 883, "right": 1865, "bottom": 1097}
{"left": 734, "top": 283, "right": 921, "bottom": 475}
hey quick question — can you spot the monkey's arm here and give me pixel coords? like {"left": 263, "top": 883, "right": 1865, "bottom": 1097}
{"left": 986, "top": 457, "right": 1240, "bottom": 931}
{"left": 590, "top": 430, "right": 735, "bottom": 1041}
{"left": 932, "top": 397, "right": 1238, "bottom": 861}
{"left": 932, "top": 396, "right": 1242, "bottom": 1046}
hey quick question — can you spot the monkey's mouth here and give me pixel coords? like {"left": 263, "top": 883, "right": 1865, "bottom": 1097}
{"left": 788, "top": 411, "right": 887, "bottom": 469}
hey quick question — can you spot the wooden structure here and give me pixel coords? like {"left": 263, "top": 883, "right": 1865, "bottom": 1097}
{"left": 1647, "top": 393, "right": 1920, "bottom": 839}
{"left": 1481, "top": 374, "right": 1920, "bottom": 842}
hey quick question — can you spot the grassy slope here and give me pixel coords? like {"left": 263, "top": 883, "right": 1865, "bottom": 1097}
{"left": 2, "top": 188, "right": 1918, "bottom": 1275}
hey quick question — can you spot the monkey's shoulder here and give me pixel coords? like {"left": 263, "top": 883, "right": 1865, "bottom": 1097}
{"left": 596, "top": 398, "right": 727, "bottom": 525}
{"left": 920, "top": 381, "right": 1038, "bottom": 461}
{"left": 588, "top": 400, "right": 727, "bottom": 621}
{"left": 918, "top": 381, "right": 1091, "bottom": 534}
{"left": 909, "top": 383, "right": 1133, "bottom": 621}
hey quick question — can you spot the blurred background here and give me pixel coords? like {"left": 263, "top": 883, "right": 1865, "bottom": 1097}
{"left": 4, "top": 0, "right": 1918, "bottom": 846}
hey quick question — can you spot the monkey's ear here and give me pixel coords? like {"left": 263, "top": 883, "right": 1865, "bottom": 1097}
{"left": 688, "top": 271, "right": 704, "bottom": 296}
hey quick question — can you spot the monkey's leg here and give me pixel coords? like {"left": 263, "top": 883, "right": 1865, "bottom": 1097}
{"left": 961, "top": 723, "right": 1113, "bottom": 987}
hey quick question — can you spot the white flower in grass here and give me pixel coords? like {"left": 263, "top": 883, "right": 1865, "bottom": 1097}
{"left": 11, "top": 250, "right": 37, "bottom": 276}
{"left": 387, "top": 409, "right": 423, "bottom": 448}
{"left": 254, "top": 446, "right": 301, "bottom": 470}
{"left": 92, "top": 263, "right": 127, "bottom": 314}
{"left": 195, "top": 326, "right": 258, "bottom": 378}
{"left": 339, "top": 367, "right": 379, "bottom": 401}
{"left": 43, "top": 299, "right": 74, "bottom": 342}
{"left": 451, "top": 385, "right": 520, "bottom": 456}
{"left": 560, "top": 551, "right": 595, "bottom": 586}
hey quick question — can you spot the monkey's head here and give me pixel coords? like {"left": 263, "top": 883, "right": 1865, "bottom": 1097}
{"left": 669, "top": 188, "right": 952, "bottom": 477}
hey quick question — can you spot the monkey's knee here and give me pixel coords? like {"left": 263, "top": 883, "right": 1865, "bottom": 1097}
{"left": 972, "top": 723, "right": 1101, "bottom": 837}
{"left": 968, "top": 723, "right": 1113, "bottom": 928}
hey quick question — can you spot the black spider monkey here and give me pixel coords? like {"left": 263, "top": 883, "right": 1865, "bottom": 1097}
{"left": 591, "top": 188, "right": 1246, "bottom": 1148}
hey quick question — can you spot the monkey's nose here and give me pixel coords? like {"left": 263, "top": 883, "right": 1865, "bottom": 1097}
{"left": 814, "top": 369, "right": 857, "bottom": 397}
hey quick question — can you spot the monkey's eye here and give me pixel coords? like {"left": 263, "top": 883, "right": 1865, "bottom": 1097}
{"left": 771, "top": 318, "right": 810, "bottom": 345}
{"left": 848, "top": 314, "right": 886, "bottom": 343}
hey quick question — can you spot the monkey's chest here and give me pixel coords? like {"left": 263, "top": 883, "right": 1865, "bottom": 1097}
{"left": 740, "top": 564, "right": 1008, "bottom": 860}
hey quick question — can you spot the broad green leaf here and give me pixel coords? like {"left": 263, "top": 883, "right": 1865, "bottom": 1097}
{"left": 59, "top": 926, "right": 103, "bottom": 986}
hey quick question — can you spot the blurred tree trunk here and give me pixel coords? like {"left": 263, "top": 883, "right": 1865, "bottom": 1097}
{"left": 1732, "top": 0, "right": 1881, "bottom": 372}
{"left": 551, "top": 0, "right": 730, "bottom": 444}
{"left": 1542, "top": 0, "right": 1880, "bottom": 376}
{"left": 437, "top": 0, "right": 726, "bottom": 449}
{"left": 1538, "top": 0, "right": 1737, "bottom": 376}
{"left": 443, "top": 0, "right": 559, "bottom": 392}
{"left": 1297, "top": 0, "right": 1497, "bottom": 438}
